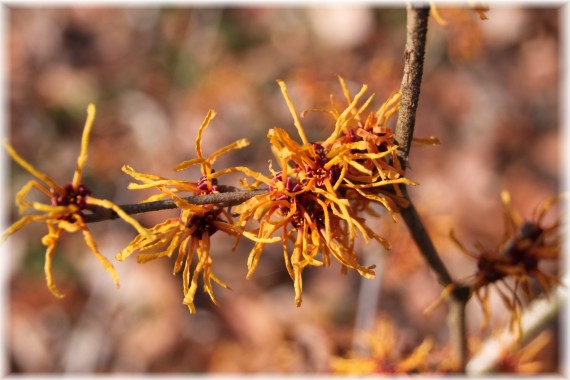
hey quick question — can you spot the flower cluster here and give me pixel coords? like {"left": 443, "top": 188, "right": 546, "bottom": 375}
{"left": 451, "top": 190, "right": 562, "bottom": 336}
{"left": 3, "top": 78, "right": 412, "bottom": 313}
{"left": 227, "top": 77, "right": 414, "bottom": 306}
{"left": 3, "top": 78, "right": 561, "bottom": 326}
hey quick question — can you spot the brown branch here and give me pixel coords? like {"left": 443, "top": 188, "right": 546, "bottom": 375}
{"left": 395, "top": 3, "right": 429, "bottom": 163}
{"left": 398, "top": 186, "right": 454, "bottom": 286}
{"left": 394, "top": 4, "right": 470, "bottom": 371}
{"left": 84, "top": 186, "right": 267, "bottom": 223}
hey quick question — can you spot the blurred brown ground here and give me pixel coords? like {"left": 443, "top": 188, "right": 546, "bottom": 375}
{"left": 4, "top": 6, "right": 561, "bottom": 374}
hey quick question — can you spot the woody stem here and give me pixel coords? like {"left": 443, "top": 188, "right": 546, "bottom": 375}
{"left": 84, "top": 186, "right": 267, "bottom": 223}
{"left": 394, "top": 4, "right": 470, "bottom": 371}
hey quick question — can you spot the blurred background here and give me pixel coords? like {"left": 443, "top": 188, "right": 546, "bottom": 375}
{"left": 3, "top": 5, "right": 562, "bottom": 374}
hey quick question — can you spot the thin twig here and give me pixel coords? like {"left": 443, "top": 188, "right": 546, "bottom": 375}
{"left": 394, "top": 4, "right": 470, "bottom": 371}
{"left": 398, "top": 187, "right": 454, "bottom": 286}
{"left": 84, "top": 187, "right": 267, "bottom": 223}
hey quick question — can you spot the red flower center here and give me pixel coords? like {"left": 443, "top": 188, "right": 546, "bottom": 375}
{"left": 187, "top": 209, "right": 220, "bottom": 239}
{"left": 50, "top": 183, "right": 92, "bottom": 222}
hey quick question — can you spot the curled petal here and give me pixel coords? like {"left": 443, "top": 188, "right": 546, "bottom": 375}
{"left": 87, "top": 197, "right": 151, "bottom": 238}
{"left": 15, "top": 180, "right": 52, "bottom": 214}
{"left": 277, "top": 80, "right": 309, "bottom": 145}
{"left": 122, "top": 164, "right": 166, "bottom": 182}
{"left": 80, "top": 223, "right": 120, "bottom": 289}
{"left": 72, "top": 103, "right": 96, "bottom": 188}
{"left": 242, "top": 230, "right": 281, "bottom": 243}
{"left": 208, "top": 138, "right": 250, "bottom": 165}
{"left": 173, "top": 157, "right": 204, "bottom": 172}
{"left": 196, "top": 110, "right": 216, "bottom": 162}
{"left": 43, "top": 226, "right": 64, "bottom": 298}
{"left": 2, "top": 214, "right": 54, "bottom": 244}
{"left": 31, "top": 202, "right": 77, "bottom": 215}
{"left": 325, "top": 83, "right": 369, "bottom": 146}
{"left": 3, "top": 140, "right": 63, "bottom": 193}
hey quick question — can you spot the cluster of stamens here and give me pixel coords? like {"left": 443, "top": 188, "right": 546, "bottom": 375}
{"left": 51, "top": 183, "right": 91, "bottom": 208}
{"left": 504, "top": 222, "right": 543, "bottom": 272}
{"left": 476, "top": 222, "right": 544, "bottom": 286}
{"left": 197, "top": 174, "right": 219, "bottom": 194}
{"left": 187, "top": 172, "right": 223, "bottom": 240}
{"left": 299, "top": 143, "right": 340, "bottom": 188}
{"left": 50, "top": 183, "right": 92, "bottom": 222}
{"left": 270, "top": 171, "right": 326, "bottom": 231}
{"left": 291, "top": 193, "right": 325, "bottom": 230}
{"left": 477, "top": 255, "right": 508, "bottom": 283}
{"left": 186, "top": 209, "right": 221, "bottom": 239}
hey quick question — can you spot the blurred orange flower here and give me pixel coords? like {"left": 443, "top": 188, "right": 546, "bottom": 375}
{"left": 497, "top": 331, "right": 552, "bottom": 374}
{"left": 331, "top": 318, "right": 435, "bottom": 374}
{"left": 451, "top": 190, "right": 562, "bottom": 336}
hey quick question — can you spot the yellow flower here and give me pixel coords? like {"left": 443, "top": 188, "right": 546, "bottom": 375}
{"left": 2, "top": 104, "right": 149, "bottom": 297}
{"left": 119, "top": 204, "right": 242, "bottom": 314}
{"left": 117, "top": 109, "right": 249, "bottom": 313}
{"left": 227, "top": 79, "right": 416, "bottom": 306}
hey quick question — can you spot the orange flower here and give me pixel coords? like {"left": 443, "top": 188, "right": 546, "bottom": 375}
{"left": 233, "top": 167, "right": 380, "bottom": 307}
{"left": 118, "top": 204, "right": 242, "bottom": 314}
{"left": 497, "top": 331, "right": 552, "bottom": 374}
{"left": 225, "top": 79, "right": 417, "bottom": 306}
{"left": 117, "top": 109, "right": 249, "bottom": 313}
{"left": 2, "top": 104, "right": 149, "bottom": 297}
{"left": 499, "top": 191, "right": 562, "bottom": 300}
{"left": 331, "top": 318, "right": 435, "bottom": 374}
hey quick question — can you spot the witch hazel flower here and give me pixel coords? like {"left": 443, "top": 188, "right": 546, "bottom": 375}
{"left": 2, "top": 104, "right": 149, "bottom": 297}
{"left": 117, "top": 109, "right": 249, "bottom": 313}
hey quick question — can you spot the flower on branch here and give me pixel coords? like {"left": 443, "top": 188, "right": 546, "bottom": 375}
{"left": 117, "top": 109, "right": 249, "bottom": 313}
{"left": 2, "top": 104, "right": 149, "bottom": 297}
{"left": 118, "top": 204, "right": 242, "bottom": 314}
{"left": 227, "top": 78, "right": 415, "bottom": 306}
{"left": 450, "top": 190, "right": 563, "bottom": 337}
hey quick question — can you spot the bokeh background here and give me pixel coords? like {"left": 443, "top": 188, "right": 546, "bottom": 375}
{"left": 3, "top": 5, "right": 562, "bottom": 374}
